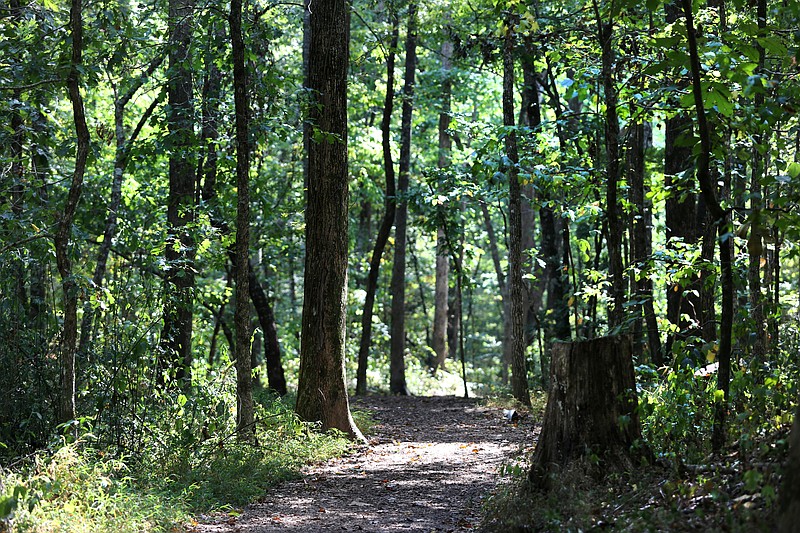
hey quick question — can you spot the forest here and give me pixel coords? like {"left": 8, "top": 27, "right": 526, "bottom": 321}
{"left": 1, "top": 0, "right": 800, "bottom": 530}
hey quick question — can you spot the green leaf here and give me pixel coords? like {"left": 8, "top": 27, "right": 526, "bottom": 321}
{"left": 787, "top": 162, "right": 800, "bottom": 179}
{"left": 706, "top": 88, "right": 734, "bottom": 117}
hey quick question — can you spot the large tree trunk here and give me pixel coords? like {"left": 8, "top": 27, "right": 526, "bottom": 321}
{"left": 54, "top": 0, "right": 90, "bottom": 424}
{"left": 389, "top": 1, "right": 418, "bottom": 396}
{"left": 295, "top": 0, "right": 364, "bottom": 442}
{"left": 529, "top": 336, "right": 646, "bottom": 490}
{"left": 355, "top": 12, "right": 399, "bottom": 395}
{"left": 230, "top": 0, "right": 253, "bottom": 440}
{"left": 503, "top": 14, "right": 530, "bottom": 407}
{"left": 160, "top": 0, "right": 196, "bottom": 385}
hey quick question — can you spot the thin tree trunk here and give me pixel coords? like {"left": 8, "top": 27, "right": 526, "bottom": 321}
{"left": 230, "top": 0, "right": 253, "bottom": 440}
{"left": 160, "top": 0, "right": 196, "bottom": 385}
{"left": 295, "top": 0, "right": 364, "bottom": 441}
{"left": 355, "top": 13, "right": 399, "bottom": 395}
{"left": 747, "top": 0, "right": 767, "bottom": 375}
{"left": 681, "top": 0, "right": 733, "bottom": 453}
{"left": 56, "top": 0, "right": 90, "bottom": 423}
{"left": 503, "top": 14, "right": 530, "bottom": 407}
{"left": 432, "top": 228, "right": 450, "bottom": 371}
{"left": 207, "top": 301, "right": 227, "bottom": 368}
{"left": 431, "top": 33, "right": 453, "bottom": 373}
{"left": 628, "top": 121, "right": 661, "bottom": 364}
{"left": 6, "top": 0, "right": 27, "bottom": 319}
{"left": 389, "top": 1, "right": 418, "bottom": 396}
{"left": 594, "top": 3, "right": 625, "bottom": 329}
{"left": 248, "top": 263, "right": 287, "bottom": 395}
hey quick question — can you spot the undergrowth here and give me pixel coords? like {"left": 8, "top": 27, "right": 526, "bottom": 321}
{"left": 482, "top": 356, "right": 796, "bottom": 532}
{"left": 0, "top": 390, "right": 357, "bottom": 532}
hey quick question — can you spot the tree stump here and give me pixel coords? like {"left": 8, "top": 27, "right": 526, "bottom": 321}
{"left": 529, "top": 335, "right": 648, "bottom": 489}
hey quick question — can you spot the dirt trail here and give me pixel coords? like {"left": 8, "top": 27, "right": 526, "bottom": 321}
{"left": 194, "top": 395, "right": 532, "bottom": 533}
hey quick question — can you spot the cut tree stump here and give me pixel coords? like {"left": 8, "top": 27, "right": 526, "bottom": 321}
{"left": 529, "top": 335, "right": 649, "bottom": 489}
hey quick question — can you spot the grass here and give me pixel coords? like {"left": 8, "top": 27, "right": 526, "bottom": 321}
{"left": 1, "top": 442, "right": 189, "bottom": 533}
{"left": 0, "top": 396, "right": 359, "bottom": 532}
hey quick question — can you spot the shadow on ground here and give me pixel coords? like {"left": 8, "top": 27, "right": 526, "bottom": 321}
{"left": 195, "top": 395, "right": 533, "bottom": 533}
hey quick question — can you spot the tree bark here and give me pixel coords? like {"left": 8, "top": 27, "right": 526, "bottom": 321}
{"left": 664, "top": 0, "right": 703, "bottom": 358}
{"left": 295, "top": 0, "right": 364, "bottom": 441}
{"left": 529, "top": 336, "right": 646, "bottom": 490}
{"left": 230, "top": 0, "right": 254, "bottom": 440}
{"left": 503, "top": 13, "right": 530, "bottom": 407}
{"left": 160, "top": 0, "right": 196, "bottom": 385}
{"left": 594, "top": 3, "right": 625, "bottom": 329}
{"left": 747, "top": 0, "right": 767, "bottom": 375}
{"left": 355, "top": 13, "right": 399, "bottom": 395}
{"left": 55, "top": 0, "right": 90, "bottom": 423}
{"left": 389, "top": 1, "right": 418, "bottom": 396}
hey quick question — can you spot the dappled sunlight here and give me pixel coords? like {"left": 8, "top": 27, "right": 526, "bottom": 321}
{"left": 195, "top": 396, "right": 532, "bottom": 532}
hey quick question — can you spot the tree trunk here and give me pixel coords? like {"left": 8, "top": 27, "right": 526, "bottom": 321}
{"left": 664, "top": 0, "right": 702, "bottom": 359}
{"left": 503, "top": 14, "right": 530, "bottom": 407}
{"left": 389, "top": 1, "right": 418, "bottom": 396}
{"left": 594, "top": 6, "right": 625, "bottom": 329}
{"left": 248, "top": 263, "right": 287, "bottom": 396}
{"left": 160, "top": 0, "right": 196, "bottom": 385}
{"left": 431, "top": 33, "right": 453, "bottom": 373}
{"left": 681, "top": 0, "right": 733, "bottom": 453}
{"left": 230, "top": 0, "right": 253, "bottom": 440}
{"left": 628, "top": 121, "right": 661, "bottom": 364}
{"left": 529, "top": 336, "right": 646, "bottom": 490}
{"left": 747, "top": 0, "right": 767, "bottom": 376}
{"left": 355, "top": 12, "right": 399, "bottom": 395}
{"left": 55, "top": 0, "right": 90, "bottom": 423}
{"left": 295, "top": 0, "right": 364, "bottom": 441}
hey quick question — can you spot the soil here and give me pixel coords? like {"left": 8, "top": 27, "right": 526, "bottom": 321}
{"left": 193, "top": 395, "right": 533, "bottom": 533}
